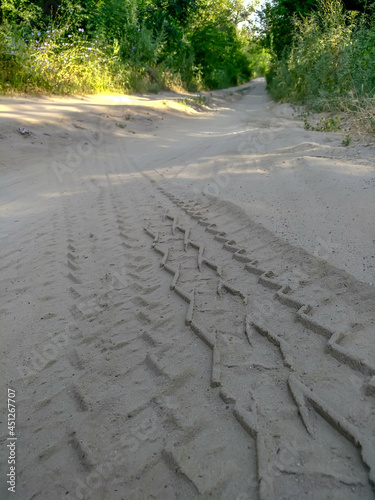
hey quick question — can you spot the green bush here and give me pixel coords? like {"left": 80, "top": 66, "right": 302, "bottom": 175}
{"left": 0, "top": 20, "right": 125, "bottom": 94}
{"left": 267, "top": 0, "right": 375, "bottom": 131}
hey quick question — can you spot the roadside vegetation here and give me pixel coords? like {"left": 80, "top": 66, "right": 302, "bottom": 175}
{"left": 261, "top": 0, "right": 375, "bottom": 132}
{"left": 0, "top": 0, "right": 270, "bottom": 95}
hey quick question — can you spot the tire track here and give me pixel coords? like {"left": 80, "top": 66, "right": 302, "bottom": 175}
{"left": 103, "top": 170, "right": 260, "bottom": 499}
{"left": 156, "top": 183, "right": 375, "bottom": 379}
{"left": 141, "top": 187, "right": 375, "bottom": 499}
{"left": 8, "top": 139, "right": 374, "bottom": 499}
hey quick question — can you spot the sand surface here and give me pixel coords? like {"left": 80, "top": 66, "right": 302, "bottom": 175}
{"left": 1, "top": 78, "right": 375, "bottom": 499}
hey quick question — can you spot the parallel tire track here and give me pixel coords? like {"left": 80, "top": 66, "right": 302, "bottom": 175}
{"left": 5, "top": 150, "right": 374, "bottom": 500}
{"left": 137, "top": 173, "right": 375, "bottom": 499}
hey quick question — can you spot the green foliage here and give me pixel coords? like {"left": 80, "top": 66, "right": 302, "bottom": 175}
{"left": 180, "top": 93, "right": 206, "bottom": 107}
{"left": 267, "top": 0, "right": 375, "bottom": 131}
{"left": 259, "top": 0, "right": 319, "bottom": 58}
{"left": 303, "top": 113, "right": 341, "bottom": 131}
{"left": 246, "top": 40, "right": 271, "bottom": 77}
{"left": 96, "top": 0, "right": 137, "bottom": 42}
{"left": 0, "top": 0, "right": 98, "bottom": 31}
{"left": 341, "top": 133, "right": 352, "bottom": 145}
{"left": 1, "top": 0, "right": 44, "bottom": 25}
{"left": 187, "top": 2, "right": 259, "bottom": 89}
{"left": 259, "top": 0, "right": 374, "bottom": 58}
{"left": 0, "top": 0, "right": 267, "bottom": 95}
{"left": 0, "top": 20, "right": 125, "bottom": 94}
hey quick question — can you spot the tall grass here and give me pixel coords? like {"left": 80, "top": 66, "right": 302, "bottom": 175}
{"left": 0, "top": 21, "right": 127, "bottom": 94}
{"left": 267, "top": 0, "right": 375, "bottom": 132}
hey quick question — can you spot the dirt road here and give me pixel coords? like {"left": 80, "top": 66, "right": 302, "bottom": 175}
{"left": 1, "top": 79, "right": 375, "bottom": 499}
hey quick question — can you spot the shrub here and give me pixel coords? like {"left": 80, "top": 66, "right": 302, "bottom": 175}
{"left": 267, "top": 0, "right": 375, "bottom": 131}
{"left": 0, "top": 21, "right": 125, "bottom": 94}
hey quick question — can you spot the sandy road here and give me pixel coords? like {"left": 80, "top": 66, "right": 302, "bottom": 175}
{"left": 127, "top": 79, "right": 375, "bottom": 285}
{"left": 1, "top": 79, "right": 375, "bottom": 499}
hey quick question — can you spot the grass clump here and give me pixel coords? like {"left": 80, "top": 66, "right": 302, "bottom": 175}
{"left": 180, "top": 94, "right": 207, "bottom": 108}
{"left": 303, "top": 113, "right": 342, "bottom": 132}
{"left": 341, "top": 134, "right": 352, "bottom": 146}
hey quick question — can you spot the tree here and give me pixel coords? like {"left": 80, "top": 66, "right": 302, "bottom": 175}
{"left": 187, "top": 0, "right": 255, "bottom": 87}
{"left": 259, "top": 0, "right": 318, "bottom": 57}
